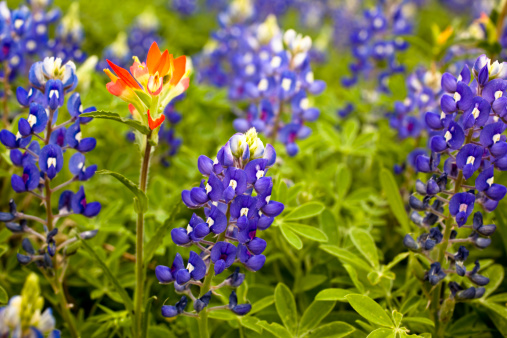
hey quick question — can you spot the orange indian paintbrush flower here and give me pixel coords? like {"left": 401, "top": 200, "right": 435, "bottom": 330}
{"left": 104, "top": 42, "right": 191, "bottom": 130}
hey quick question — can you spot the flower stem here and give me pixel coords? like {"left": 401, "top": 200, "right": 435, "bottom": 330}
{"left": 134, "top": 137, "right": 152, "bottom": 337}
{"left": 432, "top": 129, "right": 473, "bottom": 334}
{"left": 197, "top": 208, "right": 228, "bottom": 338}
{"left": 55, "top": 277, "right": 79, "bottom": 338}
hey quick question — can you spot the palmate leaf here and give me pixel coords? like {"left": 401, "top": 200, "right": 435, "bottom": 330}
{"left": 96, "top": 170, "right": 148, "bottom": 213}
{"left": 80, "top": 111, "right": 151, "bottom": 135}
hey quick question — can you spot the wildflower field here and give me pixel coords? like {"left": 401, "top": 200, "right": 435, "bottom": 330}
{"left": 3, "top": 0, "right": 507, "bottom": 337}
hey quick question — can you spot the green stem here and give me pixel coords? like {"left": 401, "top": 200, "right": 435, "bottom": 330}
{"left": 134, "top": 136, "right": 152, "bottom": 337}
{"left": 432, "top": 129, "right": 473, "bottom": 335}
{"left": 198, "top": 209, "right": 228, "bottom": 338}
{"left": 55, "top": 280, "right": 79, "bottom": 338}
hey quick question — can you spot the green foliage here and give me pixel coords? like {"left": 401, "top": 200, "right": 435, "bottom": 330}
{"left": 1, "top": 1, "right": 507, "bottom": 337}
{"left": 81, "top": 111, "right": 151, "bottom": 135}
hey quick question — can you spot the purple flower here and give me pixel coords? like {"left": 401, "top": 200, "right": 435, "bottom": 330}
{"left": 0, "top": 130, "right": 32, "bottom": 149}
{"left": 228, "top": 291, "right": 251, "bottom": 315}
{"left": 18, "top": 103, "right": 48, "bottom": 136}
{"left": 475, "top": 166, "right": 506, "bottom": 201}
{"left": 155, "top": 253, "right": 186, "bottom": 284}
{"left": 161, "top": 296, "right": 187, "bottom": 318}
{"left": 449, "top": 192, "right": 475, "bottom": 226}
{"left": 71, "top": 186, "right": 101, "bottom": 217}
{"left": 456, "top": 144, "right": 484, "bottom": 179}
{"left": 430, "top": 122, "right": 464, "bottom": 153}
{"left": 427, "top": 262, "right": 446, "bottom": 285}
{"left": 175, "top": 251, "right": 206, "bottom": 285}
{"left": 237, "top": 243, "right": 265, "bottom": 271}
{"left": 482, "top": 79, "right": 507, "bottom": 104}
{"left": 211, "top": 241, "right": 237, "bottom": 275}
{"left": 39, "top": 144, "right": 64, "bottom": 179}
{"left": 222, "top": 167, "right": 247, "bottom": 202}
{"left": 204, "top": 205, "right": 227, "bottom": 234}
{"left": 69, "top": 153, "right": 97, "bottom": 181}
{"left": 66, "top": 122, "right": 96, "bottom": 153}
{"left": 11, "top": 163, "right": 40, "bottom": 193}
{"left": 171, "top": 214, "right": 210, "bottom": 246}
{"left": 479, "top": 122, "right": 507, "bottom": 158}
{"left": 462, "top": 97, "right": 491, "bottom": 128}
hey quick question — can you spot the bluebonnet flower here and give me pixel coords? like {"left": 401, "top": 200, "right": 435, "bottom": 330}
{"left": 156, "top": 128, "right": 283, "bottom": 319}
{"left": 161, "top": 296, "right": 188, "bottom": 318}
{"left": 341, "top": 1, "right": 415, "bottom": 94}
{"left": 0, "top": 56, "right": 100, "bottom": 275}
{"left": 48, "top": 3, "right": 85, "bottom": 63}
{"left": 0, "top": 273, "right": 60, "bottom": 338}
{"left": 172, "top": 0, "right": 198, "bottom": 16}
{"left": 404, "top": 55, "right": 507, "bottom": 302}
{"left": 195, "top": 3, "right": 325, "bottom": 156}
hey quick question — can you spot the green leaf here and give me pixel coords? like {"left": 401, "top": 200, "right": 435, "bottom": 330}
{"left": 80, "top": 239, "right": 133, "bottom": 314}
{"left": 249, "top": 295, "right": 275, "bottom": 315}
{"left": 483, "top": 264, "right": 504, "bottom": 298}
{"left": 0, "top": 245, "right": 7, "bottom": 257}
{"left": 392, "top": 310, "right": 403, "bottom": 328}
{"left": 335, "top": 164, "right": 351, "bottom": 199}
{"left": 239, "top": 316, "right": 262, "bottom": 334}
{"left": 320, "top": 245, "right": 371, "bottom": 272}
{"left": 346, "top": 294, "right": 394, "bottom": 328}
{"left": 349, "top": 228, "right": 379, "bottom": 269}
{"left": 379, "top": 168, "right": 409, "bottom": 233}
{"left": 257, "top": 321, "right": 292, "bottom": 338}
{"left": 402, "top": 317, "right": 435, "bottom": 327}
{"left": 284, "top": 202, "right": 325, "bottom": 221}
{"left": 274, "top": 283, "right": 298, "bottom": 333}
{"left": 0, "top": 285, "right": 7, "bottom": 304}
{"left": 280, "top": 225, "right": 303, "bottom": 250}
{"left": 480, "top": 300, "right": 507, "bottom": 319}
{"left": 488, "top": 293, "right": 507, "bottom": 303}
{"left": 315, "top": 288, "right": 352, "bottom": 301}
{"left": 295, "top": 274, "right": 327, "bottom": 293}
{"left": 80, "top": 110, "right": 151, "bottom": 134}
{"left": 207, "top": 310, "right": 237, "bottom": 320}
{"left": 385, "top": 252, "right": 409, "bottom": 271}
{"left": 142, "top": 296, "right": 157, "bottom": 338}
{"left": 299, "top": 300, "right": 335, "bottom": 333}
{"left": 285, "top": 222, "right": 328, "bottom": 242}
{"left": 303, "top": 321, "right": 355, "bottom": 337}
{"left": 367, "top": 328, "right": 396, "bottom": 338}
{"left": 320, "top": 209, "right": 338, "bottom": 244}
{"left": 343, "top": 264, "right": 364, "bottom": 294}
{"left": 96, "top": 170, "right": 148, "bottom": 213}
{"left": 276, "top": 179, "right": 288, "bottom": 205}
